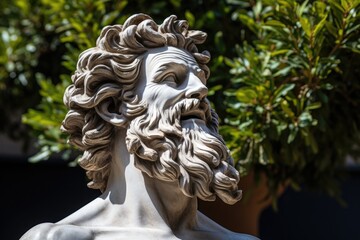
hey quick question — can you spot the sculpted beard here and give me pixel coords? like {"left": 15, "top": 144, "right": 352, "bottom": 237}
{"left": 126, "top": 99, "right": 242, "bottom": 204}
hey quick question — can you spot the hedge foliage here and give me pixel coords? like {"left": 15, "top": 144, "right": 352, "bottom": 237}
{"left": 223, "top": 0, "right": 360, "bottom": 201}
{"left": 1, "top": 0, "right": 360, "bottom": 202}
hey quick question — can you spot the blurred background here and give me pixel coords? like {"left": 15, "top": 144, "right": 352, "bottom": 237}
{"left": 1, "top": 0, "right": 360, "bottom": 239}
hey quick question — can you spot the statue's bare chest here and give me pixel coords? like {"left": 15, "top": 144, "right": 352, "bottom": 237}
{"left": 48, "top": 225, "right": 180, "bottom": 240}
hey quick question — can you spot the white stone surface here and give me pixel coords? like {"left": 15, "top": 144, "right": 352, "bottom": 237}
{"left": 20, "top": 14, "right": 258, "bottom": 240}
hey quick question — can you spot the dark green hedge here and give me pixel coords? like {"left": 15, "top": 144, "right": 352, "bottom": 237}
{"left": 1, "top": 0, "right": 359, "bottom": 203}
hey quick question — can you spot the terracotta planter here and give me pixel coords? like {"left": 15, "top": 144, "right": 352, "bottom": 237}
{"left": 198, "top": 172, "right": 286, "bottom": 236}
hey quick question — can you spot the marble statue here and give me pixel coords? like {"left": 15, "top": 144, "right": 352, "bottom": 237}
{"left": 21, "top": 14, "right": 258, "bottom": 240}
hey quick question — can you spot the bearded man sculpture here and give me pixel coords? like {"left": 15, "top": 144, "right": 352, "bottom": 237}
{"left": 21, "top": 14, "right": 258, "bottom": 240}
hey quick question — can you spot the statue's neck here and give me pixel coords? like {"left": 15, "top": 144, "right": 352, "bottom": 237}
{"left": 56, "top": 129, "right": 252, "bottom": 240}
{"left": 100, "top": 129, "right": 198, "bottom": 231}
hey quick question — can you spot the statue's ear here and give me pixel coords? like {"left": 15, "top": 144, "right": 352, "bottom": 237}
{"left": 95, "top": 101, "right": 128, "bottom": 128}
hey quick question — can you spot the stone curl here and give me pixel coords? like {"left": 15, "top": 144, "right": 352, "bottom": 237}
{"left": 61, "top": 14, "right": 210, "bottom": 192}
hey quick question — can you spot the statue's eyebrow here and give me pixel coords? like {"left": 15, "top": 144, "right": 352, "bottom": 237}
{"left": 194, "top": 67, "right": 207, "bottom": 84}
{"left": 152, "top": 62, "right": 187, "bottom": 83}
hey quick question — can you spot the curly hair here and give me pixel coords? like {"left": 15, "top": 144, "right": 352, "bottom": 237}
{"left": 61, "top": 14, "right": 211, "bottom": 192}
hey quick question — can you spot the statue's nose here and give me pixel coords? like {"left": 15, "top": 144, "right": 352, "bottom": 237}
{"left": 185, "top": 74, "right": 208, "bottom": 99}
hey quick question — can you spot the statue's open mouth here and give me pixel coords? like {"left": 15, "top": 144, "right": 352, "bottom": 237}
{"left": 177, "top": 98, "right": 211, "bottom": 124}
{"left": 180, "top": 110, "right": 206, "bottom": 122}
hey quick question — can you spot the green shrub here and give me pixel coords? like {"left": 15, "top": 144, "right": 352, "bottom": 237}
{"left": 222, "top": 0, "right": 360, "bottom": 203}
{"left": 1, "top": 0, "right": 359, "bottom": 203}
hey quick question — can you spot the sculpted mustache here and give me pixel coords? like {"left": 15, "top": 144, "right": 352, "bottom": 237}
{"left": 126, "top": 98, "right": 217, "bottom": 160}
{"left": 169, "top": 98, "right": 212, "bottom": 123}
{"left": 126, "top": 98, "right": 216, "bottom": 155}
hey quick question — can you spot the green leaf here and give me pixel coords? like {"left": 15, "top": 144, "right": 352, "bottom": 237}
{"left": 214, "top": 31, "right": 225, "bottom": 53}
{"left": 298, "top": 111, "right": 313, "bottom": 128}
{"left": 102, "top": 11, "right": 120, "bottom": 26}
{"left": 236, "top": 88, "right": 258, "bottom": 103}
{"left": 270, "top": 49, "right": 291, "bottom": 57}
{"left": 281, "top": 100, "right": 295, "bottom": 119}
{"left": 169, "top": 0, "right": 181, "bottom": 8}
{"left": 29, "top": 149, "right": 51, "bottom": 162}
{"left": 287, "top": 127, "right": 298, "bottom": 143}
{"left": 325, "top": 22, "right": 338, "bottom": 37}
{"left": 296, "top": 0, "right": 309, "bottom": 16}
{"left": 299, "top": 16, "right": 311, "bottom": 37}
{"left": 306, "top": 102, "right": 322, "bottom": 110}
{"left": 314, "top": 14, "right": 328, "bottom": 37}
{"left": 265, "top": 20, "right": 286, "bottom": 27}
{"left": 208, "top": 85, "right": 222, "bottom": 96}
{"left": 341, "top": 0, "right": 351, "bottom": 9}
{"left": 15, "top": 0, "right": 30, "bottom": 13}
{"left": 239, "top": 120, "right": 253, "bottom": 130}
{"left": 328, "top": 0, "right": 345, "bottom": 12}
{"left": 185, "top": 11, "right": 195, "bottom": 27}
{"left": 273, "top": 83, "right": 295, "bottom": 102}
{"left": 238, "top": 14, "right": 257, "bottom": 33}
{"left": 258, "top": 145, "right": 268, "bottom": 165}
{"left": 276, "top": 122, "right": 288, "bottom": 135}
{"left": 303, "top": 130, "right": 319, "bottom": 153}
{"left": 273, "top": 66, "right": 293, "bottom": 77}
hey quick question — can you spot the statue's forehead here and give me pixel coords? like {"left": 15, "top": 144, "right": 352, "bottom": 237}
{"left": 144, "top": 46, "right": 198, "bottom": 68}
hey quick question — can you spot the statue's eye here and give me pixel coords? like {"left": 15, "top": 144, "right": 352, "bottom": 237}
{"left": 163, "top": 74, "right": 179, "bottom": 86}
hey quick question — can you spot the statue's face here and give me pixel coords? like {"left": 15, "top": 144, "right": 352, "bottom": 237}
{"left": 126, "top": 46, "right": 241, "bottom": 204}
{"left": 136, "top": 46, "right": 208, "bottom": 117}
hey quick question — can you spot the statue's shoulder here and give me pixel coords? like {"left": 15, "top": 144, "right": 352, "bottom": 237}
{"left": 231, "top": 232, "right": 261, "bottom": 240}
{"left": 20, "top": 222, "right": 93, "bottom": 240}
{"left": 184, "top": 229, "right": 260, "bottom": 240}
{"left": 20, "top": 223, "right": 54, "bottom": 240}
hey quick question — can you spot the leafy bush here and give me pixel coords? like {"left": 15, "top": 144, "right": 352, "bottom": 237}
{"left": 22, "top": 0, "right": 129, "bottom": 161}
{"left": 1, "top": 0, "right": 359, "bottom": 202}
{"left": 222, "top": 0, "right": 360, "bottom": 201}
